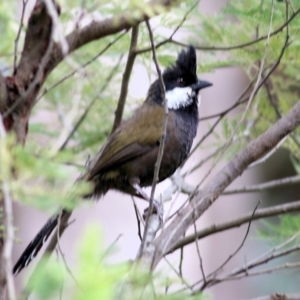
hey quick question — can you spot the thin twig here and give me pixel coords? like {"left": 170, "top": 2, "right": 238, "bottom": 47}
{"left": 132, "top": 197, "right": 143, "bottom": 241}
{"left": 218, "top": 261, "right": 300, "bottom": 282}
{"left": 135, "top": 1, "right": 199, "bottom": 55}
{"left": 112, "top": 26, "right": 139, "bottom": 132}
{"left": 138, "top": 19, "right": 168, "bottom": 260}
{"left": 193, "top": 221, "right": 206, "bottom": 286}
{"left": 37, "top": 31, "right": 126, "bottom": 102}
{"left": 164, "top": 257, "right": 193, "bottom": 291}
{"left": 136, "top": 7, "right": 300, "bottom": 54}
{"left": 172, "top": 6, "right": 300, "bottom": 52}
{"left": 101, "top": 234, "right": 123, "bottom": 259}
{"left": 188, "top": 77, "right": 255, "bottom": 161}
{"left": 0, "top": 115, "right": 16, "bottom": 300}
{"left": 13, "top": 0, "right": 28, "bottom": 71}
{"left": 191, "top": 244, "right": 300, "bottom": 290}
{"left": 58, "top": 54, "right": 124, "bottom": 151}
{"left": 224, "top": 173, "right": 300, "bottom": 195}
{"left": 167, "top": 199, "right": 300, "bottom": 254}
{"left": 200, "top": 201, "right": 260, "bottom": 290}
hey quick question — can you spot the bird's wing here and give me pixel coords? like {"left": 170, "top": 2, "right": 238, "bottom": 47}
{"left": 87, "top": 104, "right": 165, "bottom": 179}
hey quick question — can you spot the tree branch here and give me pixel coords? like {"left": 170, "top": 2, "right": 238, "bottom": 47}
{"left": 0, "top": 116, "right": 15, "bottom": 300}
{"left": 146, "top": 99, "right": 300, "bottom": 268}
{"left": 167, "top": 200, "right": 300, "bottom": 253}
{"left": 46, "top": 0, "right": 176, "bottom": 75}
{"left": 112, "top": 26, "right": 139, "bottom": 132}
{"left": 224, "top": 174, "right": 300, "bottom": 195}
{"left": 137, "top": 19, "right": 167, "bottom": 262}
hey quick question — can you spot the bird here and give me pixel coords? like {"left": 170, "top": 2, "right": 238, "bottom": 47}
{"left": 13, "top": 45, "right": 212, "bottom": 275}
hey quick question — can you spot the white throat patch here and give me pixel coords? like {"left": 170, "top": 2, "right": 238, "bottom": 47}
{"left": 165, "top": 87, "right": 195, "bottom": 110}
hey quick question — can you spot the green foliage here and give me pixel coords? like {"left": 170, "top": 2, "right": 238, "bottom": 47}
{"left": 27, "top": 225, "right": 207, "bottom": 300}
{"left": 258, "top": 214, "right": 300, "bottom": 244}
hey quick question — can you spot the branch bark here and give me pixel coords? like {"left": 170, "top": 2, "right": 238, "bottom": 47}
{"left": 143, "top": 99, "right": 300, "bottom": 269}
{"left": 167, "top": 200, "right": 300, "bottom": 253}
{"left": 46, "top": 0, "right": 175, "bottom": 75}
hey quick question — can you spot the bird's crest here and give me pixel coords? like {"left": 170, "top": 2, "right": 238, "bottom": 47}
{"left": 163, "top": 45, "right": 197, "bottom": 79}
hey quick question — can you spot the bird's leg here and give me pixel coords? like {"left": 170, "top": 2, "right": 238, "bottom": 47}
{"left": 130, "top": 181, "right": 164, "bottom": 224}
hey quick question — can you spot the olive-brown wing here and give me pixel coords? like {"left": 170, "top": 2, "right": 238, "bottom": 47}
{"left": 87, "top": 104, "right": 164, "bottom": 180}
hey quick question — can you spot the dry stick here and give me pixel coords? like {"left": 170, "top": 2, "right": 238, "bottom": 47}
{"left": 37, "top": 31, "right": 127, "bottom": 103}
{"left": 214, "top": 261, "right": 300, "bottom": 283}
{"left": 183, "top": 145, "right": 223, "bottom": 177}
{"left": 223, "top": 174, "right": 300, "bottom": 195}
{"left": 193, "top": 245, "right": 300, "bottom": 290}
{"left": 137, "top": 19, "right": 168, "bottom": 260}
{"left": 178, "top": 233, "right": 184, "bottom": 276}
{"left": 164, "top": 257, "right": 193, "bottom": 291}
{"left": 0, "top": 116, "right": 16, "bottom": 300}
{"left": 193, "top": 221, "right": 206, "bottom": 285}
{"left": 167, "top": 199, "right": 300, "bottom": 254}
{"left": 132, "top": 197, "right": 143, "bottom": 241}
{"left": 13, "top": 0, "right": 28, "bottom": 71}
{"left": 200, "top": 201, "right": 260, "bottom": 291}
{"left": 112, "top": 26, "right": 139, "bottom": 132}
{"left": 188, "top": 233, "right": 300, "bottom": 292}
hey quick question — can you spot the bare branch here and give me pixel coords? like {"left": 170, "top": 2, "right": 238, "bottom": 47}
{"left": 46, "top": 0, "right": 175, "bottom": 75}
{"left": 13, "top": 0, "right": 28, "bottom": 71}
{"left": 167, "top": 200, "right": 300, "bottom": 254}
{"left": 112, "top": 26, "right": 139, "bottom": 132}
{"left": 224, "top": 174, "right": 300, "bottom": 195}
{"left": 137, "top": 19, "right": 168, "bottom": 261}
{"left": 0, "top": 116, "right": 16, "bottom": 300}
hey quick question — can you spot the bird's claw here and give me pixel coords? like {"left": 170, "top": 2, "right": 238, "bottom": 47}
{"left": 143, "top": 199, "right": 164, "bottom": 225}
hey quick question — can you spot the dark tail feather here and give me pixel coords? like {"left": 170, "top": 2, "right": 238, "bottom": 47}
{"left": 13, "top": 209, "right": 67, "bottom": 275}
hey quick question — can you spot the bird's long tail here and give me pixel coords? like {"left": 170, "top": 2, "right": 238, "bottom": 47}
{"left": 13, "top": 209, "right": 67, "bottom": 275}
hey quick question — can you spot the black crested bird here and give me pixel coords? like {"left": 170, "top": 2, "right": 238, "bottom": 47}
{"left": 13, "top": 45, "right": 212, "bottom": 275}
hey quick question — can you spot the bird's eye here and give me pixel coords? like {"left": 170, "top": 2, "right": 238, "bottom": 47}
{"left": 177, "top": 77, "right": 185, "bottom": 85}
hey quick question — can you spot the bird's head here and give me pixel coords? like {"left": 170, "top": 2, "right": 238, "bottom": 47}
{"left": 147, "top": 45, "right": 212, "bottom": 110}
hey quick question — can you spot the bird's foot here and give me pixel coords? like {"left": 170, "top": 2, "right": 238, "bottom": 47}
{"left": 143, "top": 199, "right": 164, "bottom": 225}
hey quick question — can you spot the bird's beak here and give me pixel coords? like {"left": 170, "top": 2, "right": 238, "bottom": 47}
{"left": 191, "top": 80, "right": 212, "bottom": 93}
